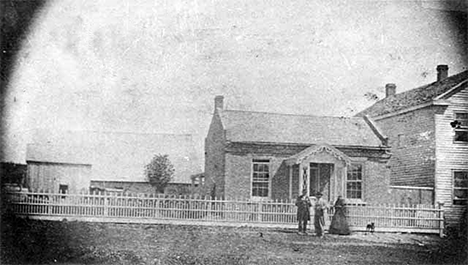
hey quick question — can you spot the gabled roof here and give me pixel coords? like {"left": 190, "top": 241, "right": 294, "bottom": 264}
{"left": 357, "top": 70, "right": 468, "bottom": 117}
{"left": 27, "top": 144, "right": 93, "bottom": 165}
{"left": 285, "top": 144, "right": 351, "bottom": 166}
{"left": 219, "top": 110, "right": 386, "bottom": 147}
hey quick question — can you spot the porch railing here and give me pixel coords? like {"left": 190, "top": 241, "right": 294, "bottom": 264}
{"left": 2, "top": 191, "right": 444, "bottom": 235}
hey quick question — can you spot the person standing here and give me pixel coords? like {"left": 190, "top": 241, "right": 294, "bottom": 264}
{"left": 329, "top": 196, "right": 350, "bottom": 235}
{"left": 314, "top": 192, "right": 328, "bottom": 238}
{"left": 295, "top": 192, "right": 311, "bottom": 235}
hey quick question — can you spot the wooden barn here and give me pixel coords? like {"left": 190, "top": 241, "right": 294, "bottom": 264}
{"left": 26, "top": 144, "right": 92, "bottom": 193}
{"left": 25, "top": 130, "right": 202, "bottom": 194}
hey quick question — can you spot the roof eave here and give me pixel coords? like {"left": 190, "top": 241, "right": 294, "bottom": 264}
{"left": 372, "top": 100, "right": 450, "bottom": 121}
{"left": 363, "top": 115, "right": 389, "bottom": 146}
{"left": 434, "top": 79, "right": 468, "bottom": 100}
{"left": 225, "top": 141, "right": 389, "bottom": 150}
{"left": 369, "top": 78, "right": 467, "bottom": 120}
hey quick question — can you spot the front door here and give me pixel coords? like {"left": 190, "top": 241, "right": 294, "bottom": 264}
{"left": 309, "top": 163, "right": 334, "bottom": 200}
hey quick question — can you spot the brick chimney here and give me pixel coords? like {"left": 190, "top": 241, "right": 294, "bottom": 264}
{"left": 385, "top": 83, "right": 396, "bottom": 98}
{"left": 214, "top": 95, "right": 224, "bottom": 111}
{"left": 436, "top": 65, "right": 448, "bottom": 81}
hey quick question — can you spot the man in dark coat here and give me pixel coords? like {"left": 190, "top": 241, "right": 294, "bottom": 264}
{"left": 295, "top": 192, "right": 311, "bottom": 235}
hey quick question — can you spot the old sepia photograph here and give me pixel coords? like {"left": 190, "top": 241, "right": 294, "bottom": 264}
{"left": 1, "top": 0, "right": 467, "bottom": 264}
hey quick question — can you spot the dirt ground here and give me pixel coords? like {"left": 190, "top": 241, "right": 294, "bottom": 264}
{"left": 1, "top": 214, "right": 467, "bottom": 265}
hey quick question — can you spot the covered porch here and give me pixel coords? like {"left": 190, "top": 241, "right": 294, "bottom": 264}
{"left": 285, "top": 144, "right": 351, "bottom": 202}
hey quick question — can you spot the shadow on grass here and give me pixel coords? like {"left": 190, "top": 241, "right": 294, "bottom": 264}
{"left": 0, "top": 208, "right": 143, "bottom": 264}
{"left": 1, "top": 206, "right": 467, "bottom": 265}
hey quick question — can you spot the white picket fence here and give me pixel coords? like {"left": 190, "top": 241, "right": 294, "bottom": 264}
{"left": 3, "top": 191, "right": 444, "bottom": 235}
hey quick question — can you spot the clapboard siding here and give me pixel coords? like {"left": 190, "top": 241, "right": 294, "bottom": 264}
{"left": 435, "top": 87, "right": 468, "bottom": 225}
{"left": 375, "top": 107, "right": 436, "bottom": 187}
{"left": 27, "top": 162, "right": 92, "bottom": 193}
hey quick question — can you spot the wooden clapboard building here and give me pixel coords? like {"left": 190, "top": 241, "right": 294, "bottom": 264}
{"left": 357, "top": 65, "right": 468, "bottom": 225}
{"left": 25, "top": 130, "right": 201, "bottom": 194}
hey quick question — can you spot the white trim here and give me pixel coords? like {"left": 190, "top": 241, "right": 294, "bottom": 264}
{"left": 346, "top": 199, "right": 367, "bottom": 205}
{"left": 452, "top": 170, "right": 468, "bottom": 205}
{"left": 453, "top": 111, "right": 468, "bottom": 143}
{"left": 306, "top": 164, "right": 310, "bottom": 197}
{"left": 434, "top": 79, "right": 468, "bottom": 100}
{"left": 390, "top": 186, "right": 434, "bottom": 190}
{"left": 342, "top": 166, "right": 347, "bottom": 199}
{"left": 373, "top": 101, "right": 449, "bottom": 121}
{"left": 345, "top": 162, "right": 364, "bottom": 200}
{"left": 286, "top": 143, "right": 352, "bottom": 166}
{"left": 350, "top": 157, "right": 368, "bottom": 162}
{"left": 299, "top": 163, "right": 303, "bottom": 195}
{"left": 333, "top": 165, "right": 337, "bottom": 202}
{"left": 289, "top": 166, "right": 293, "bottom": 200}
{"left": 454, "top": 129, "right": 468, "bottom": 144}
{"left": 363, "top": 115, "right": 388, "bottom": 144}
{"left": 251, "top": 158, "right": 272, "bottom": 200}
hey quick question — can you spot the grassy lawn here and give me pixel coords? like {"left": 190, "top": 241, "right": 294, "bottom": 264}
{"left": 1, "top": 213, "right": 467, "bottom": 265}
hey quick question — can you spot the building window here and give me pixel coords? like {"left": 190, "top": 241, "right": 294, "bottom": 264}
{"left": 252, "top": 159, "right": 270, "bottom": 197}
{"left": 397, "top": 134, "right": 405, "bottom": 148}
{"left": 346, "top": 164, "right": 363, "bottom": 199}
{"left": 454, "top": 171, "right": 468, "bottom": 205}
{"left": 59, "top": 184, "right": 68, "bottom": 194}
{"left": 454, "top": 113, "right": 468, "bottom": 143}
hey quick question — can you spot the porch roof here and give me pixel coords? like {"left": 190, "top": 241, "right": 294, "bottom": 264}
{"left": 285, "top": 144, "right": 351, "bottom": 166}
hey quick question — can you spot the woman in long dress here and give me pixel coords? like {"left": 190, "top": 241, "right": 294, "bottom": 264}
{"left": 329, "top": 196, "right": 350, "bottom": 235}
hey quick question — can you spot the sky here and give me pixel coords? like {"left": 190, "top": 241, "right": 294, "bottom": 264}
{"left": 1, "top": 0, "right": 467, "bottom": 164}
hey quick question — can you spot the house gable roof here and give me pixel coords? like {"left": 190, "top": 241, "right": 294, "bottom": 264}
{"left": 357, "top": 70, "right": 468, "bottom": 117}
{"left": 219, "top": 110, "right": 386, "bottom": 147}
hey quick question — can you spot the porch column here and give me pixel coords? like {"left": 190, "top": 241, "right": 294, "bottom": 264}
{"left": 299, "top": 161, "right": 310, "bottom": 197}
{"left": 333, "top": 164, "right": 337, "bottom": 201}
{"left": 306, "top": 163, "right": 310, "bottom": 197}
{"left": 289, "top": 165, "right": 293, "bottom": 200}
{"left": 299, "top": 163, "right": 303, "bottom": 195}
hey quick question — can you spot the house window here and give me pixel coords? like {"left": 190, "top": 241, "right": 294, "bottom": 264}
{"left": 397, "top": 134, "right": 405, "bottom": 148}
{"left": 454, "top": 113, "right": 468, "bottom": 143}
{"left": 252, "top": 159, "right": 270, "bottom": 197}
{"left": 59, "top": 184, "right": 68, "bottom": 194}
{"left": 346, "top": 164, "right": 363, "bottom": 199}
{"left": 454, "top": 171, "right": 468, "bottom": 205}
{"left": 200, "top": 176, "right": 205, "bottom": 186}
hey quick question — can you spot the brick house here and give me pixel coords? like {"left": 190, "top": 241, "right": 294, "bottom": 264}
{"left": 204, "top": 96, "right": 392, "bottom": 203}
{"left": 357, "top": 65, "right": 468, "bottom": 225}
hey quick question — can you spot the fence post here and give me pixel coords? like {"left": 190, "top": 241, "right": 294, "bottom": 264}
{"left": 257, "top": 201, "right": 262, "bottom": 222}
{"left": 48, "top": 191, "right": 53, "bottom": 215}
{"left": 438, "top": 202, "right": 445, "bottom": 238}
{"left": 104, "top": 193, "right": 109, "bottom": 217}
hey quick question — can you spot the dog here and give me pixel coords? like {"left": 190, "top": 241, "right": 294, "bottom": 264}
{"left": 365, "top": 222, "right": 375, "bottom": 234}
